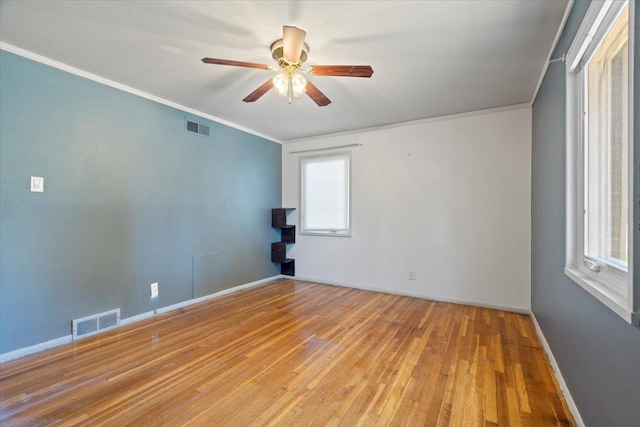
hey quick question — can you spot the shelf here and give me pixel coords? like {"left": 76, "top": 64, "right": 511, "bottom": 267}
{"left": 281, "top": 259, "right": 295, "bottom": 276}
{"left": 272, "top": 208, "right": 296, "bottom": 228}
{"left": 281, "top": 226, "right": 295, "bottom": 244}
{"left": 272, "top": 208, "right": 296, "bottom": 277}
{"left": 271, "top": 242, "right": 288, "bottom": 263}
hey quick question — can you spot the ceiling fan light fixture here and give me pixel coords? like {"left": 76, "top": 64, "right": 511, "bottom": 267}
{"left": 272, "top": 73, "right": 288, "bottom": 96}
{"left": 291, "top": 73, "right": 307, "bottom": 96}
{"left": 273, "top": 72, "right": 307, "bottom": 101}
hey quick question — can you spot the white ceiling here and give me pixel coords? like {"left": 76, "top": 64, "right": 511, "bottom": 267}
{"left": 0, "top": 0, "right": 569, "bottom": 142}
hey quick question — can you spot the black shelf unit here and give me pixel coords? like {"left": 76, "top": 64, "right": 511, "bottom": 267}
{"left": 272, "top": 208, "right": 295, "bottom": 276}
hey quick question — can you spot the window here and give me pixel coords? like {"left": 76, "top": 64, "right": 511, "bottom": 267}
{"left": 300, "top": 153, "right": 351, "bottom": 236}
{"left": 566, "top": 0, "right": 637, "bottom": 324}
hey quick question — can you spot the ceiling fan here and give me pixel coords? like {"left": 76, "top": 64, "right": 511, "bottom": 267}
{"left": 201, "top": 26, "right": 374, "bottom": 107}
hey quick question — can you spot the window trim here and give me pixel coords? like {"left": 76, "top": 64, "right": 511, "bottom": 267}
{"left": 565, "top": 0, "right": 638, "bottom": 325}
{"left": 299, "top": 151, "right": 352, "bottom": 237}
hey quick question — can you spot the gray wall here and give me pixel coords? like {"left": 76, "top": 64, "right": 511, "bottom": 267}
{"left": 635, "top": 0, "right": 640, "bottom": 325}
{"left": 0, "top": 51, "right": 282, "bottom": 354}
{"left": 531, "top": 1, "right": 640, "bottom": 426}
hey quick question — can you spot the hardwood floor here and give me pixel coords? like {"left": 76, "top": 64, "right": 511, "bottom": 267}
{"left": 0, "top": 280, "right": 574, "bottom": 426}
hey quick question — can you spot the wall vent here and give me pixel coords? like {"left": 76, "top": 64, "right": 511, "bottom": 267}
{"left": 72, "top": 308, "right": 121, "bottom": 340}
{"left": 185, "top": 119, "right": 210, "bottom": 137}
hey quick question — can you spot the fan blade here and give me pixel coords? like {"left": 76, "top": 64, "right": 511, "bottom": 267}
{"left": 305, "top": 81, "right": 331, "bottom": 107}
{"left": 283, "top": 26, "right": 306, "bottom": 62}
{"left": 202, "top": 58, "right": 271, "bottom": 70}
{"left": 308, "top": 65, "right": 374, "bottom": 78}
{"left": 243, "top": 79, "right": 274, "bottom": 103}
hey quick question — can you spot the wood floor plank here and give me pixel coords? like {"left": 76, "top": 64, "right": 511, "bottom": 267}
{"left": 0, "top": 279, "right": 575, "bottom": 426}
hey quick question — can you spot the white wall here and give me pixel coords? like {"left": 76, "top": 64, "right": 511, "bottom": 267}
{"left": 282, "top": 107, "right": 532, "bottom": 311}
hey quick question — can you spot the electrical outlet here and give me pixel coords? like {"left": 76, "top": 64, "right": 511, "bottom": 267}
{"left": 150, "top": 282, "right": 158, "bottom": 298}
{"left": 409, "top": 271, "right": 416, "bottom": 280}
{"left": 30, "top": 176, "right": 44, "bottom": 192}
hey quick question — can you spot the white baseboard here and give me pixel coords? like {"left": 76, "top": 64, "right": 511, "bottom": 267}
{"left": 121, "top": 275, "right": 282, "bottom": 325}
{"left": 0, "top": 335, "right": 72, "bottom": 363}
{"left": 293, "top": 276, "right": 530, "bottom": 314}
{"left": 0, "top": 275, "right": 283, "bottom": 364}
{"left": 530, "top": 312, "right": 585, "bottom": 427}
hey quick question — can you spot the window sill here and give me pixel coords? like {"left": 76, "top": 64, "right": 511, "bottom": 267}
{"left": 565, "top": 267, "right": 638, "bottom": 325}
{"left": 300, "top": 231, "right": 352, "bottom": 238}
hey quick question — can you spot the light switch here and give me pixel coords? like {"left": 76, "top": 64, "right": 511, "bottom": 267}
{"left": 30, "top": 176, "right": 44, "bottom": 192}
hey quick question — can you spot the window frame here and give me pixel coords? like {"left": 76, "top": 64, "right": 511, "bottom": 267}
{"left": 565, "top": 0, "right": 638, "bottom": 324}
{"left": 299, "top": 151, "right": 352, "bottom": 237}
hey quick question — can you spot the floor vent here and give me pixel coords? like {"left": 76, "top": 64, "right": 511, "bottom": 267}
{"left": 185, "top": 119, "right": 210, "bottom": 137}
{"left": 72, "top": 309, "right": 121, "bottom": 340}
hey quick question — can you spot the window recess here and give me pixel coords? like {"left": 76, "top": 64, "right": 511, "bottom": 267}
{"left": 565, "top": 0, "right": 637, "bottom": 324}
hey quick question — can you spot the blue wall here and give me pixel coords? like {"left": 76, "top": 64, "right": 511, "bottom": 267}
{"left": 0, "top": 51, "right": 281, "bottom": 354}
{"left": 531, "top": 1, "right": 640, "bottom": 426}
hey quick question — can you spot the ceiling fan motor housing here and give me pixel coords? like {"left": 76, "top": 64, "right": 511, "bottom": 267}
{"left": 270, "top": 39, "right": 310, "bottom": 67}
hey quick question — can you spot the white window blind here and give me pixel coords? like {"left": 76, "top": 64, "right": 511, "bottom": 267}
{"left": 300, "top": 153, "right": 350, "bottom": 235}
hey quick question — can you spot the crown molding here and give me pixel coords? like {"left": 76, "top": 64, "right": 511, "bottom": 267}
{"left": 530, "top": 0, "right": 575, "bottom": 105}
{"left": 0, "top": 42, "right": 283, "bottom": 144}
{"left": 284, "top": 103, "right": 531, "bottom": 144}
